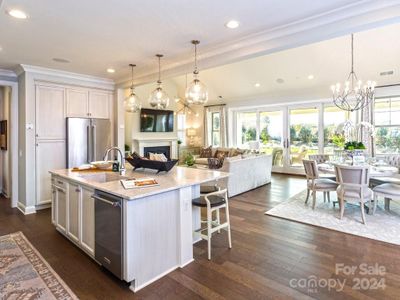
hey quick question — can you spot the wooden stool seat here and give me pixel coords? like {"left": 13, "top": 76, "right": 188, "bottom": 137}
{"left": 192, "top": 195, "right": 225, "bottom": 208}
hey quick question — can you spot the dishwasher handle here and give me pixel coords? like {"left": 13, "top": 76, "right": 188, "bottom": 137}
{"left": 91, "top": 194, "right": 121, "bottom": 208}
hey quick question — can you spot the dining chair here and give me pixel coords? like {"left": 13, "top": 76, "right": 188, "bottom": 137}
{"left": 302, "top": 159, "right": 338, "bottom": 209}
{"left": 372, "top": 183, "right": 400, "bottom": 214}
{"left": 334, "top": 164, "right": 372, "bottom": 224}
{"left": 309, "top": 154, "right": 330, "bottom": 164}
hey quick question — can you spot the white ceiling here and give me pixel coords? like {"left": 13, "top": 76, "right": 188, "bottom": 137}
{"left": 168, "top": 22, "right": 400, "bottom": 104}
{"left": 1, "top": 0, "right": 399, "bottom": 83}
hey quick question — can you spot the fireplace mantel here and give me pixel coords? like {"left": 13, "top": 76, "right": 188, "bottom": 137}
{"left": 132, "top": 137, "right": 178, "bottom": 159}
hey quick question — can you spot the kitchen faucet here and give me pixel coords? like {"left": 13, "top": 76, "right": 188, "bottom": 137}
{"left": 103, "top": 147, "right": 126, "bottom": 175}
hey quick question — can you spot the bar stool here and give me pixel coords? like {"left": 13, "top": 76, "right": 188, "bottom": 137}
{"left": 192, "top": 189, "right": 232, "bottom": 260}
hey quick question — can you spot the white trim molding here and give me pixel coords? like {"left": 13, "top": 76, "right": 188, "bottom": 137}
{"left": 17, "top": 201, "right": 36, "bottom": 215}
{"left": 16, "top": 64, "right": 115, "bottom": 90}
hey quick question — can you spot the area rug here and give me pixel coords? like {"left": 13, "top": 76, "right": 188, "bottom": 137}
{"left": 265, "top": 190, "right": 400, "bottom": 245}
{"left": 0, "top": 232, "right": 78, "bottom": 299}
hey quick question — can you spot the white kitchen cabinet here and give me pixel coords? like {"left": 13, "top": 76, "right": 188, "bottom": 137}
{"left": 81, "top": 186, "right": 95, "bottom": 256}
{"left": 66, "top": 88, "right": 111, "bottom": 119}
{"left": 51, "top": 183, "right": 57, "bottom": 225}
{"left": 68, "top": 182, "right": 81, "bottom": 243}
{"left": 66, "top": 88, "right": 89, "bottom": 117}
{"left": 89, "top": 91, "right": 110, "bottom": 119}
{"left": 36, "top": 140, "right": 66, "bottom": 205}
{"left": 55, "top": 181, "right": 67, "bottom": 233}
{"left": 35, "top": 85, "right": 65, "bottom": 139}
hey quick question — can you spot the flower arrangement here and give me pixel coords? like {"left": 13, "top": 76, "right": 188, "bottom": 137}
{"left": 344, "top": 141, "right": 366, "bottom": 150}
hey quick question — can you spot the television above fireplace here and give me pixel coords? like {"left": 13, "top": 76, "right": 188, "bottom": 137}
{"left": 140, "top": 109, "right": 174, "bottom": 132}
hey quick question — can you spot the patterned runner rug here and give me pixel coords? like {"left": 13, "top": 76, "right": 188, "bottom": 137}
{"left": 0, "top": 232, "right": 78, "bottom": 299}
{"left": 266, "top": 190, "right": 400, "bottom": 245}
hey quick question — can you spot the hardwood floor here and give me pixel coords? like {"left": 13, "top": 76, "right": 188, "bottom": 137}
{"left": 1, "top": 174, "right": 399, "bottom": 299}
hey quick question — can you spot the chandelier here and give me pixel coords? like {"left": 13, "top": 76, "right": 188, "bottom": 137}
{"left": 149, "top": 54, "right": 169, "bottom": 109}
{"left": 124, "top": 64, "right": 142, "bottom": 113}
{"left": 185, "top": 40, "right": 208, "bottom": 105}
{"left": 175, "top": 97, "right": 199, "bottom": 117}
{"left": 331, "top": 34, "right": 376, "bottom": 112}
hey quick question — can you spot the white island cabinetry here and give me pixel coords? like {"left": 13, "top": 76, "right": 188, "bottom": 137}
{"left": 49, "top": 167, "right": 228, "bottom": 292}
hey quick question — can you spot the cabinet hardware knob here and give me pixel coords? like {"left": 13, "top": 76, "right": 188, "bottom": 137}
{"left": 75, "top": 188, "right": 80, "bottom": 192}
{"left": 57, "top": 181, "right": 63, "bottom": 185}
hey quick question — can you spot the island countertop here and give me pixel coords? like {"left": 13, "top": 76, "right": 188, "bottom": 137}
{"left": 49, "top": 166, "right": 229, "bottom": 200}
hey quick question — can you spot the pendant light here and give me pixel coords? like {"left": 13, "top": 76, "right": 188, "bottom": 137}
{"left": 331, "top": 34, "right": 376, "bottom": 112}
{"left": 149, "top": 54, "right": 169, "bottom": 109}
{"left": 124, "top": 64, "right": 142, "bottom": 113}
{"left": 185, "top": 40, "right": 208, "bottom": 105}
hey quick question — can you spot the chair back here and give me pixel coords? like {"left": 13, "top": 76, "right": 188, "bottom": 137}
{"left": 334, "top": 164, "right": 370, "bottom": 187}
{"left": 309, "top": 154, "right": 329, "bottom": 164}
{"left": 302, "top": 159, "right": 319, "bottom": 180}
{"left": 384, "top": 155, "right": 400, "bottom": 168}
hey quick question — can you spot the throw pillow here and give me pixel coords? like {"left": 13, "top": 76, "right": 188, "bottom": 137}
{"left": 230, "top": 148, "right": 245, "bottom": 157}
{"left": 200, "top": 146, "right": 212, "bottom": 158}
{"left": 208, "top": 157, "right": 225, "bottom": 169}
{"left": 214, "top": 149, "right": 230, "bottom": 159}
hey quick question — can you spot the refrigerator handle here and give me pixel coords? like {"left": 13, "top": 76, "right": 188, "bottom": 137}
{"left": 92, "top": 124, "right": 97, "bottom": 161}
{"left": 87, "top": 125, "right": 91, "bottom": 163}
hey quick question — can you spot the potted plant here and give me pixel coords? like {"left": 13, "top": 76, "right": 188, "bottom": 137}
{"left": 184, "top": 153, "right": 195, "bottom": 167}
{"left": 344, "top": 141, "right": 366, "bottom": 165}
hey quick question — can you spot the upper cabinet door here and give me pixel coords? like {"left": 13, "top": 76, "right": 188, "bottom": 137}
{"left": 66, "top": 88, "right": 89, "bottom": 118}
{"left": 36, "top": 85, "right": 65, "bottom": 139}
{"left": 88, "top": 91, "right": 110, "bottom": 119}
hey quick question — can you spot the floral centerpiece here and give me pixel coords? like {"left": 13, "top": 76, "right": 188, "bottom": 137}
{"left": 344, "top": 141, "right": 366, "bottom": 165}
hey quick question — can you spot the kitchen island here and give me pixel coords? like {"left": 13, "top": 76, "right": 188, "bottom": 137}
{"left": 49, "top": 166, "right": 228, "bottom": 292}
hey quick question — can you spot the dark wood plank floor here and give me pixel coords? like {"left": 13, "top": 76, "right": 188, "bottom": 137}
{"left": 1, "top": 174, "right": 399, "bottom": 299}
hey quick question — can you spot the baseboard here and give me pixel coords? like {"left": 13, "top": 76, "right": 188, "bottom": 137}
{"left": 17, "top": 202, "right": 36, "bottom": 215}
{"left": 35, "top": 203, "right": 51, "bottom": 210}
{"left": 130, "top": 264, "right": 180, "bottom": 292}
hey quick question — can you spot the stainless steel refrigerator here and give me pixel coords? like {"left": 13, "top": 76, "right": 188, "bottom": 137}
{"left": 67, "top": 118, "right": 111, "bottom": 168}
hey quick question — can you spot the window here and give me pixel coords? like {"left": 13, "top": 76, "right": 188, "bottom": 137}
{"left": 323, "top": 106, "right": 356, "bottom": 154}
{"left": 374, "top": 97, "right": 400, "bottom": 154}
{"left": 236, "top": 111, "right": 257, "bottom": 147}
{"left": 177, "top": 113, "right": 186, "bottom": 145}
{"left": 211, "top": 112, "right": 220, "bottom": 146}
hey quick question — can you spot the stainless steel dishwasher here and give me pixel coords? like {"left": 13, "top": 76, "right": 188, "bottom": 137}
{"left": 92, "top": 190, "right": 123, "bottom": 279}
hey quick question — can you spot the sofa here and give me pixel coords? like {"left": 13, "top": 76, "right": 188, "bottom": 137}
{"left": 194, "top": 147, "right": 272, "bottom": 197}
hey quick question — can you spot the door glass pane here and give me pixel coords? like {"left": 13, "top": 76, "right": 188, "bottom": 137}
{"left": 323, "top": 106, "right": 352, "bottom": 155}
{"left": 289, "top": 107, "right": 319, "bottom": 167}
{"left": 236, "top": 112, "right": 257, "bottom": 148}
{"left": 259, "top": 111, "right": 283, "bottom": 167}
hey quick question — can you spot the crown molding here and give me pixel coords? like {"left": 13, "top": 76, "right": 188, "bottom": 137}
{"left": 0, "top": 68, "right": 17, "bottom": 78}
{"left": 116, "top": 0, "right": 400, "bottom": 88}
{"left": 16, "top": 64, "right": 115, "bottom": 88}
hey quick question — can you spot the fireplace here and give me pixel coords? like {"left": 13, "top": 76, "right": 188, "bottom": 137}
{"left": 143, "top": 146, "right": 171, "bottom": 160}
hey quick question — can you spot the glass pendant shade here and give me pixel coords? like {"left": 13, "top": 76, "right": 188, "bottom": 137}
{"left": 185, "top": 78, "right": 208, "bottom": 104}
{"left": 149, "top": 83, "right": 170, "bottom": 109}
{"left": 149, "top": 54, "right": 169, "bottom": 109}
{"left": 124, "top": 87, "right": 141, "bottom": 113}
{"left": 124, "top": 64, "right": 142, "bottom": 113}
{"left": 186, "top": 40, "right": 208, "bottom": 105}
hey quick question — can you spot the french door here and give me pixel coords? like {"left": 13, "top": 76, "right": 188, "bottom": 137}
{"left": 233, "top": 102, "right": 357, "bottom": 174}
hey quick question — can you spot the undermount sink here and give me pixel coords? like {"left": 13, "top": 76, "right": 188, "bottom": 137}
{"left": 78, "top": 173, "right": 129, "bottom": 183}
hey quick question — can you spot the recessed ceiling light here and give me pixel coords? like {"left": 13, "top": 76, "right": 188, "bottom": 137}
{"left": 7, "top": 9, "right": 28, "bottom": 19}
{"left": 225, "top": 20, "right": 240, "bottom": 29}
{"left": 107, "top": 68, "right": 115, "bottom": 73}
{"left": 276, "top": 78, "right": 285, "bottom": 84}
{"left": 380, "top": 70, "right": 394, "bottom": 76}
{"left": 254, "top": 83, "right": 261, "bottom": 88}
{"left": 52, "top": 58, "right": 70, "bottom": 63}
{"left": 308, "top": 74, "right": 314, "bottom": 80}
